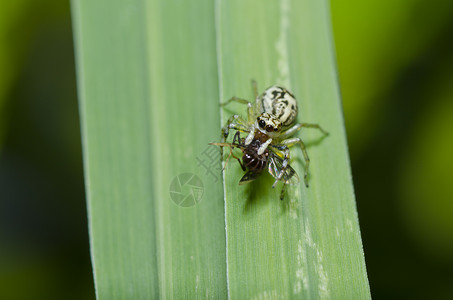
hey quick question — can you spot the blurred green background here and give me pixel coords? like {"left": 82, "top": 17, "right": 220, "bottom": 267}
{"left": 0, "top": 0, "right": 452, "bottom": 299}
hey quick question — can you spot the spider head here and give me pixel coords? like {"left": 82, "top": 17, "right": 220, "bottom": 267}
{"left": 256, "top": 113, "right": 282, "bottom": 136}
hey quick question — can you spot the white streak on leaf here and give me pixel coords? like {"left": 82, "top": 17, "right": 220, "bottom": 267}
{"left": 275, "top": 0, "right": 290, "bottom": 87}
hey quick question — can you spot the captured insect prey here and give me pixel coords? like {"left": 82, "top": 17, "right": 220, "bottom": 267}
{"left": 210, "top": 131, "right": 299, "bottom": 200}
{"left": 211, "top": 80, "right": 328, "bottom": 200}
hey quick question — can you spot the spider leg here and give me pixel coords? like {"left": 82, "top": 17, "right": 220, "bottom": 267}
{"left": 269, "top": 144, "right": 290, "bottom": 188}
{"left": 279, "top": 122, "right": 328, "bottom": 139}
{"left": 221, "top": 96, "right": 251, "bottom": 109}
{"left": 221, "top": 96, "right": 256, "bottom": 123}
{"left": 257, "top": 138, "right": 272, "bottom": 155}
{"left": 281, "top": 137, "right": 310, "bottom": 187}
{"left": 250, "top": 80, "right": 266, "bottom": 120}
{"left": 251, "top": 79, "right": 258, "bottom": 98}
{"left": 221, "top": 81, "right": 263, "bottom": 123}
{"left": 280, "top": 183, "right": 286, "bottom": 200}
{"left": 221, "top": 114, "right": 249, "bottom": 142}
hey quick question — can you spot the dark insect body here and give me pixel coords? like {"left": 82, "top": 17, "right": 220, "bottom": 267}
{"left": 242, "top": 139, "right": 268, "bottom": 174}
{"left": 210, "top": 131, "right": 299, "bottom": 200}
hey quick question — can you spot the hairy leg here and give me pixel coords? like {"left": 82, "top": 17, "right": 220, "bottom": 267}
{"left": 280, "top": 122, "right": 328, "bottom": 140}
{"left": 282, "top": 137, "right": 310, "bottom": 187}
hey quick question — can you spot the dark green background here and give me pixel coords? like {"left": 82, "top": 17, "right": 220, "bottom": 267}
{"left": 0, "top": 0, "right": 452, "bottom": 299}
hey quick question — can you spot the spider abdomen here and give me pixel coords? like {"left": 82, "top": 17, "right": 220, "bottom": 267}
{"left": 259, "top": 86, "right": 298, "bottom": 127}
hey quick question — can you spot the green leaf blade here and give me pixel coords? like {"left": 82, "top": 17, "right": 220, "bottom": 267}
{"left": 72, "top": 0, "right": 227, "bottom": 298}
{"left": 72, "top": 0, "right": 369, "bottom": 298}
{"left": 217, "top": 0, "right": 370, "bottom": 298}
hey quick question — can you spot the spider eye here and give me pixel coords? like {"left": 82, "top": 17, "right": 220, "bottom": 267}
{"left": 258, "top": 119, "right": 266, "bottom": 129}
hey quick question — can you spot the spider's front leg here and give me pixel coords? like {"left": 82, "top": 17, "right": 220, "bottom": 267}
{"left": 221, "top": 95, "right": 259, "bottom": 124}
{"left": 221, "top": 80, "right": 262, "bottom": 123}
{"left": 221, "top": 114, "right": 249, "bottom": 142}
{"left": 221, "top": 97, "right": 253, "bottom": 122}
{"left": 279, "top": 122, "right": 328, "bottom": 140}
{"left": 281, "top": 137, "right": 310, "bottom": 187}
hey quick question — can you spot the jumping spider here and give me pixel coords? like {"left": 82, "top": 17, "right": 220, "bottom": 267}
{"left": 217, "top": 80, "right": 328, "bottom": 197}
